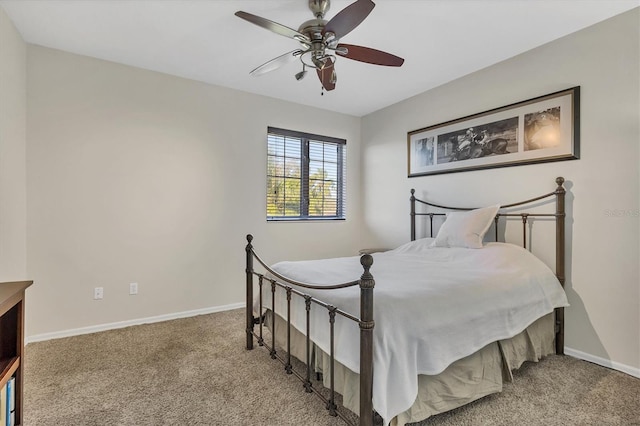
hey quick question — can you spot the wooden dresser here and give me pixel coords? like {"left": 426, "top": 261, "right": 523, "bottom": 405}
{"left": 0, "top": 281, "right": 33, "bottom": 426}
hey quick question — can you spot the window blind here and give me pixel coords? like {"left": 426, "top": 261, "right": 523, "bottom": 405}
{"left": 267, "top": 127, "right": 346, "bottom": 221}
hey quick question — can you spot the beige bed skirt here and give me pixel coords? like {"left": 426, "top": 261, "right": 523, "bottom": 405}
{"left": 267, "top": 312, "right": 555, "bottom": 426}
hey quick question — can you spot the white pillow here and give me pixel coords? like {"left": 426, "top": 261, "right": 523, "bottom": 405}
{"left": 430, "top": 205, "right": 500, "bottom": 249}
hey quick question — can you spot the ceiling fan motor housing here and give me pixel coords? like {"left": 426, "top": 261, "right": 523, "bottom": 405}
{"left": 298, "top": 18, "right": 326, "bottom": 43}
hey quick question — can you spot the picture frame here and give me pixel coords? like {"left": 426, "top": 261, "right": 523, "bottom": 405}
{"left": 407, "top": 86, "right": 580, "bottom": 177}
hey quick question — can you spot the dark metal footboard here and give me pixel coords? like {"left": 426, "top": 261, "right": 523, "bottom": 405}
{"left": 245, "top": 234, "right": 375, "bottom": 426}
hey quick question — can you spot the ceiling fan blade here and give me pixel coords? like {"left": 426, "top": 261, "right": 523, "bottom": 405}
{"left": 316, "top": 58, "right": 336, "bottom": 91}
{"left": 250, "top": 50, "right": 303, "bottom": 76}
{"left": 235, "top": 11, "right": 310, "bottom": 43}
{"left": 336, "top": 43, "right": 404, "bottom": 67}
{"left": 324, "top": 0, "right": 375, "bottom": 39}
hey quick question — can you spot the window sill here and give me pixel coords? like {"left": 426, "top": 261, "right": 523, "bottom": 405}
{"left": 267, "top": 217, "right": 346, "bottom": 222}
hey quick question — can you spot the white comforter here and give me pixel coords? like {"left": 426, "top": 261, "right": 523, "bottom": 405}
{"left": 263, "top": 238, "right": 568, "bottom": 425}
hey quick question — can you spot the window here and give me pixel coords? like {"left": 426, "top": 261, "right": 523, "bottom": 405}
{"left": 267, "top": 127, "right": 346, "bottom": 221}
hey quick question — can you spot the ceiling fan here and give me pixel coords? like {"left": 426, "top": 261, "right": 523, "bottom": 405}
{"left": 235, "top": 0, "right": 404, "bottom": 93}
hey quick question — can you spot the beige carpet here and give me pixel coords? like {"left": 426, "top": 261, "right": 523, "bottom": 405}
{"left": 24, "top": 308, "right": 640, "bottom": 426}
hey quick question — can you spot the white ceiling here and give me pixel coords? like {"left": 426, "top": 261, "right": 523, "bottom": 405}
{"left": 2, "top": 0, "right": 638, "bottom": 117}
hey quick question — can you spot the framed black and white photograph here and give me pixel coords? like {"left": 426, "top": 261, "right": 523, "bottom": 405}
{"left": 407, "top": 87, "right": 580, "bottom": 177}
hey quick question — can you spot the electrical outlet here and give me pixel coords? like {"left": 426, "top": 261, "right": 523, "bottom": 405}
{"left": 129, "top": 282, "right": 138, "bottom": 295}
{"left": 94, "top": 287, "right": 103, "bottom": 300}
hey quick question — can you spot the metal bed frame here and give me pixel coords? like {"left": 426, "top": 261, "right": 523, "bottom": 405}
{"left": 244, "top": 176, "right": 566, "bottom": 426}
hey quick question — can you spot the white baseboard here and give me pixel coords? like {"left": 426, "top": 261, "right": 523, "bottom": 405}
{"left": 25, "top": 302, "right": 245, "bottom": 345}
{"left": 565, "top": 347, "right": 640, "bottom": 378}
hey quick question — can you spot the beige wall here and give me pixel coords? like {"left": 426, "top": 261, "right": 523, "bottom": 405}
{"left": 25, "top": 46, "right": 362, "bottom": 336}
{"left": 0, "top": 7, "right": 27, "bottom": 281}
{"left": 361, "top": 9, "right": 640, "bottom": 372}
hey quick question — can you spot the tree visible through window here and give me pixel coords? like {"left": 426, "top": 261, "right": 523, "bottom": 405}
{"left": 267, "top": 127, "right": 346, "bottom": 220}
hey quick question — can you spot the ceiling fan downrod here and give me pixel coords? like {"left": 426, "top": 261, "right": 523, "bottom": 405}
{"left": 309, "top": 0, "right": 331, "bottom": 19}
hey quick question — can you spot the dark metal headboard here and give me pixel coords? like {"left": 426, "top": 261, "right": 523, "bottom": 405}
{"left": 410, "top": 176, "right": 566, "bottom": 353}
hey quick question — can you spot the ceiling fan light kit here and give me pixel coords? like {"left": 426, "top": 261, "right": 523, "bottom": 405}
{"left": 235, "top": 0, "right": 404, "bottom": 93}
{"left": 295, "top": 64, "right": 307, "bottom": 81}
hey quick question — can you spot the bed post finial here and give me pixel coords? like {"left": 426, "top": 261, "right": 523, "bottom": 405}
{"left": 360, "top": 253, "right": 374, "bottom": 274}
{"left": 359, "top": 254, "right": 375, "bottom": 425}
{"left": 246, "top": 234, "right": 255, "bottom": 350}
{"left": 556, "top": 176, "right": 565, "bottom": 187}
